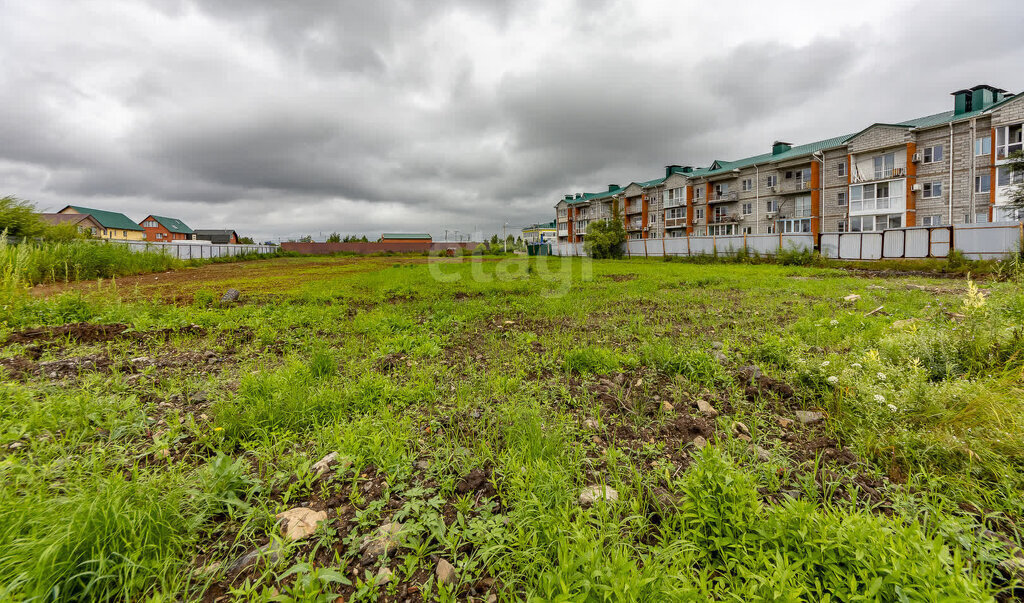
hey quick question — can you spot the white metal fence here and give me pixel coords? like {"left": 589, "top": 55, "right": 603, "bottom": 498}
{"left": 119, "top": 241, "right": 277, "bottom": 259}
{"left": 551, "top": 234, "right": 815, "bottom": 258}
{"left": 820, "top": 222, "right": 1022, "bottom": 260}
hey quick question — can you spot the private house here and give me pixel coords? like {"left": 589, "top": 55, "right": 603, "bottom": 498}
{"left": 194, "top": 229, "right": 239, "bottom": 244}
{"left": 38, "top": 213, "right": 104, "bottom": 238}
{"left": 139, "top": 215, "right": 195, "bottom": 242}
{"left": 57, "top": 206, "right": 145, "bottom": 240}
{"left": 555, "top": 84, "right": 1024, "bottom": 244}
{"left": 381, "top": 233, "right": 432, "bottom": 243}
{"left": 521, "top": 222, "right": 556, "bottom": 244}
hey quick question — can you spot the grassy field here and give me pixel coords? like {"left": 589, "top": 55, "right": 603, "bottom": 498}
{"left": 1, "top": 255, "right": 1023, "bottom": 601}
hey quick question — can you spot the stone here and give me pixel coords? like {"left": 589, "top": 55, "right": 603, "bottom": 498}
{"left": 736, "top": 365, "right": 762, "bottom": 382}
{"left": 361, "top": 522, "right": 404, "bottom": 557}
{"left": 752, "top": 445, "right": 771, "bottom": 462}
{"left": 592, "top": 436, "right": 604, "bottom": 445}
{"left": 661, "top": 401, "right": 674, "bottom": 412}
{"left": 998, "top": 556, "right": 1024, "bottom": 581}
{"left": 731, "top": 421, "right": 750, "bottom": 437}
{"left": 795, "top": 410, "right": 825, "bottom": 425}
{"left": 650, "top": 487, "right": 684, "bottom": 513}
{"left": 227, "top": 541, "right": 283, "bottom": 574}
{"left": 579, "top": 485, "right": 619, "bottom": 505}
{"left": 713, "top": 351, "right": 728, "bottom": 364}
{"left": 312, "top": 452, "right": 339, "bottom": 476}
{"left": 376, "top": 566, "right": 394, "bottom": 586}
{"left": 843, "top": 293, "right": 861, "bottom": 302}
{"left": 583, "top": 418, "right": 598, "bottom": 430}
{"left": 736, "top": 433, "right": 752, "bottom": 443}
{"left": 487, "top": 595, "right": 498, "bottom": 603}
{"left": 190, "top": 391, "right": 208, "bottom": 403}
{"left": 696, "top": 399, "right": 718, "bottom": 418}
{"left": 275, "top": 507, "right": 327, "bottom": 540}
{"left": 415, "top": 459, "right": 430, "bottom": 471}
{"left": 710, "top": 341, "right": 724, "bottom": 350}
{"left": 436, "top": 558, "right": 457, "bottom": 585}
{"left": 692, "top": 436, "right": 708, "bottom": 450}
{"left": 220, "top": 288, "right": 241, "bottom": 303}
{"left": 892, "top": 318, "right": 918, "bottom": 329}
{"left": 776, "top": 416, "right": 794, "bottom": 429}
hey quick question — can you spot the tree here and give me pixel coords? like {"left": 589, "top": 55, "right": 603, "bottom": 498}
{"left": 490, "top": 234, "right": 499, "bottom": 246}
{"left": 584, "top": 199, "right": 626, "bottom": 259}
{"left": 327, "top": 232, "right": 341, "bottom": 243}
{"left": 0, "top": 195, "right": 46, "bottom": 238}
{"left": 1007, "top": 151, "right": 1024, "bottom": 214}
{"left": 238, "top": 236, "right": 255, "bottom": 244}
{"left": 299, "top": 235, "right": 314, "bottom": 243}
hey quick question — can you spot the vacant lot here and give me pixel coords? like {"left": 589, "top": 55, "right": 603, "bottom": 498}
{"left": 2, "top": 256, "right": 1023, "bottom": 601}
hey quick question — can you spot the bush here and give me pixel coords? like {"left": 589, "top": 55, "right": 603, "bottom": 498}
{"left": 0, "top": 196, "right": 46, "bottom": 238}
{"left": 584, "top": 201, "right": 626, "bottom": 259}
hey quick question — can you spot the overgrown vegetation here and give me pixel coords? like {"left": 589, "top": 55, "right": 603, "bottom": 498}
{"left": 0, "top": 255, "right": 1022, "bottom": 601}
{"left": 584, "top": 201, "right": 627, "bottom": 259}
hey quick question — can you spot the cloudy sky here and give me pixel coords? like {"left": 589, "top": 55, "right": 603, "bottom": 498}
{"left": 1, "top": 0, "right": 1022, "bottom": 242}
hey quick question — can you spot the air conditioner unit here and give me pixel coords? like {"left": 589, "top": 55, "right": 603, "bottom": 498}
{"left": 911, "top": 183, "right": 923, "bottom": 192}
{"left": 766, "top": 211, "right": 777, "bottom": 218}
{"left": 767, "top": 186, "right": 777, "bottom": 193}
{"left": 911, "top": 152, "right": 921, "bottom": 163}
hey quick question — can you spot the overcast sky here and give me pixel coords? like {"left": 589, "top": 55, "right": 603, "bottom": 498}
{"left": 1, "top": 0, "right": 1022, "bottom": 242}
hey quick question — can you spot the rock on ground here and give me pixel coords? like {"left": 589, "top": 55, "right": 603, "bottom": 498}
{"left": 579, "top": 485, "right": 619, "bottom": 505}
{"left": 731, "top": 421, "right": 750, "bottom": 437}
{"left": 776, "top": 416, "right": 794, "bottom": 429}
{"left": 436, "top": 558, "right": 457, "bottom": 585}
{"left": 795, "top": 410, "right": 825, "bottom": 425}
{"left": 843, "top": 293, "right": 861, "bottom": 302}
{"left": 696, "top": 399, "right": 718, "bottom": 418}
{"left": 311, "top": 452, "right": 338, "bottom": 476}
{"left": 361, "top": 522, "right": 404, "bottom": 557}
{"left": 692, "top": 435, "right": 708, "bottom": 450}
{"left": 376, "top": 566, "right": 394, "bottom": 585}
{"left": 275, "top": 507, "right": 327, "bottom": 540}
{"left": 220, "top": 288, "right": 241, "bottom": 303}
{"left": 227, "top": 541, "right": 283, "bottom": 574}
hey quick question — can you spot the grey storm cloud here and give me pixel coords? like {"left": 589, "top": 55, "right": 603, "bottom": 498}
{"left": 1, "top": 0, "right": 1023, "bottom": 241}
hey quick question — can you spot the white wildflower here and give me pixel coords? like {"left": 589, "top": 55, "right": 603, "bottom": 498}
{"left": 851, "top": 363, "right": 862, "bottom": 369}
{"left": 821, "top": 361, "right": 830, "bottom": 367}
{"left": 829, "top": 319, "right": 839, "bottom": 327}
{"left": 873, "top": 394, "right": 886, "bottom": 403}
{"left": 876, "top": 372, "right": 886, "bottom": 380}
{"left": 887, "top": 404, "right": 898, "bottom": 412}
{"left": 827, "top": 376, "right": 839, "bottom": 385}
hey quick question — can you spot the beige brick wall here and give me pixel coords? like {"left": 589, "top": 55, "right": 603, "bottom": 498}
{"left": 847, "top": 125, "right": 910, "bottom": 153}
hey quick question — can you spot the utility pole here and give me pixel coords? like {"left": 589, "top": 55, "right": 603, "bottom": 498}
{"left": 503, "top": 222, "right": 508, "bottom": 252}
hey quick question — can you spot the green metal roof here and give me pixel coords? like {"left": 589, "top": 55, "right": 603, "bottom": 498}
{"left": 149, "top": 215, "right": 193, "bottom": 234}
{"left": 524, "top": 221, "right": 556, "bottom": 230}
{"left": 381, "top": 233, "right": 431, "bottom": 239}
{"left": 63, "top": 206, "right": 144, "bottom": 231}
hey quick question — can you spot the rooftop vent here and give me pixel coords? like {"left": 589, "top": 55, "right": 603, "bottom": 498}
{"left": 953, "top": 84, "right": 1008, "bottom": 115}
{"left": 772, "top": 141, "right": 792, "bottom": 156}
{"left": 607, "top": 184, "right": 620, "bottom": 191}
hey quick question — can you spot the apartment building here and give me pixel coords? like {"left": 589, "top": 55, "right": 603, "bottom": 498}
{"left": 554, "top": 84, "right": 1023, "bottom": 246}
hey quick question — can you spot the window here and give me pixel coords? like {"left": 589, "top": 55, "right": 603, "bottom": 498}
{"left": 766, "top": 224, "right": 776, "bottom": 234}
{"left": 695, "top": 187, "right": 704, "bottom": 199}
{"left": 851, "top": 216, "right": 873, "bottom": 232}
{"left": 794, "top": 195, "right": 812, "bottom": 218}
{"left": 766, "top": 199, "right": 779, "bottom": 213}
{"left": 997, "top": 165, "right": 1024, "bottom": 187}
{"left": 922, "top": 145, "right": 942, "bottom": 163}
{"left": 742, "top": 226, "right": 752, "bottom": 234}
{"left": 766, "top": 174, "right": 778, "bottom": 188}
{"left": 995, "top": 123, "right": 1023, "bottom": 159}
{"left": 873, "top": 153, "right": 896, "bottom": 178}
{"left": 837, "top": 220, "right": 847, "bottom": 233}
{"left": 156, "top": 232, "right": 165, "bottom": 239}
{"left": 713, "top": 182, "right": 729, "bottom": 197}
{"left": 695, "top": 207, "right": 705, "bottom": 221}
{"left": 779, "top": 218, "right": 812, "bottom": 233}
{"left": 850, "top": 182, "right": 904, "bottom": 212}
{"left": 741, "top": 178, "right": 752, "bottom": 191}
{"left": 741, "top": 202, "right": 752, "bottom": 215}
{"left": 923, "top": 181, "right": 942, "bottom": 198}
{"left": 122, "top": 230, "right": 127, "bottom": 237}
{"left": 975, "top": 173, "right": 991, "bottom": 193}
{"left": 666, "top": 207, "right": 684, "bottom": 220}
{"left": 975, "top": 136, "right": 992, "bottom": 157}
{"left": 922, "top": 215, "right": 943, "bottom": 226}
{"left": 837, "top": 161, "right": 847, "bottom": 177}
{"left": 887, "top": 215, "right": 902, "bottom": 229}
{"left": 976, "top": 211, "right": 989, "bottom": 224}
{"left": 666, "top": 187, "right": 685, "bottom": 206}
{"left": 837, "top": 192, "right": 847, "bottom": 206}
{"left": 708, "top": 224, "right": 737, "bottom": 236}
{"left": 713, "top": 206, "right": 729, "bottom": 222}
{"left": 143, "top": 220, "right": 158, "bottom": 228}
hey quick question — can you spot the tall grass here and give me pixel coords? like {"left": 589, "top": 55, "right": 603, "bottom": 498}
{"left": 0, "top": 235, "right": 181, "bottom": 288}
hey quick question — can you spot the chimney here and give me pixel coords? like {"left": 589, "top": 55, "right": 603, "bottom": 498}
{"left": 607, "top": 184, "right": 619, "bottom": 191}
{"left": 772, "top": 141, "right": 792, "bottom": 156}
{"left": 665, "top": 164, "right": 682, "bottom": 178}
{"left": 563, "top": 194, "right": 573, "bottom": 201}
{"left": 953, "top": 85, "right": 1007, "bottom": 114}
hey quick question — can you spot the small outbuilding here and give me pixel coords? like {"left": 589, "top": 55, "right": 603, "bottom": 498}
{"left": 381, "top": 233, "right": 432, "bottom": 243}
{"left": 194, "top": 229, "right": 239, "bottom": 244}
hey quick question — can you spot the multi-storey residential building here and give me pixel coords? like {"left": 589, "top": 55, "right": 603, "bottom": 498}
{"left": 554, "top": 84, "right": 1023, "bottom": 246}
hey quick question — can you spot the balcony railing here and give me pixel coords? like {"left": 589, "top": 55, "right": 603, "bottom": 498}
{"left": 625, "top": 203, "right": 644, "bottom": 214}
{"left": 779, "top": 179, "right": 813, "bottom": 194}
{"left": 663, "top": 197, "right": 685, "bottom": 208}
{"left": 849, "top": 195, "right": 906, "bottom": 214}
{"left": 852, "top": 166, "right": 907, "bottom": 184}
{"left": 707, "top": 191, "right": 738, "bottom": 204}
{"left": 711, "top": 214, "right": 740, "bottom": 224}
{"left": 557, "top": 229, "right": 569, "bottom": 237}
{"left": 665, "top": 217, "right": 686, "bottom": 229}
{"left": 627, "top": 220, "right": 644, "bottom": 230}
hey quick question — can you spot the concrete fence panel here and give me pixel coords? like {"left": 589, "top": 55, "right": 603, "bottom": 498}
{"left": 954, "top": 222, "right": 1023, "bottom": 259}
{"left": 882, "top": 230, "right": 905, "bottom": 258}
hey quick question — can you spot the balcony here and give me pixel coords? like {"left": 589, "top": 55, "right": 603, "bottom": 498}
{"left": 849, "top": 195, "right": 906, "bottom": 216}
{"left": 711, "top": 214, "right": 740, "bottom": 224}
{"left": 779, "top": 179, "right": 813, "bottom": 194}
{"left": 665, "top": 217, "right": 687, "bottom": 229}
{"left": 851, "top": 166, "right": 907, "bottom": 184}
{"left": 557, "top": 229, "right": 569, "bottom": 237}
{"left": 707, "top": 191, "right": 738, "bottom": 204}
{"left": 663, "top": 197, "right": 685, "bottom": 208}
{"left": 627, "top": 219, "right": 644, "bottom": 231}
{"left": 625, "top": 203, "right": 644, "bottom": 215}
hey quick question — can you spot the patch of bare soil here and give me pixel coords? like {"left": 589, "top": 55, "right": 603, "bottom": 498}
{"left": 2, "top": 322, "right": 210, "bottom": 350}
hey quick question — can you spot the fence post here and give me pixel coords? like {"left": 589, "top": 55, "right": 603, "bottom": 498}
{"left": 743, "top": 232, "right": 747, "bottom": 254}
{"left": 643, "top": 237, "right": 648, "bottom": 258}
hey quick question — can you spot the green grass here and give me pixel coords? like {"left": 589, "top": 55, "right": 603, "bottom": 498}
{"left": 0, "top": 255, "right": 1021, "bottom": 601}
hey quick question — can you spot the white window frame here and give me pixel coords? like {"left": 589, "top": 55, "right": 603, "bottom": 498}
{"left": 837, "top": 220, "right": 847, "bottom": 233}
{"left": 741, "top": 202, "right": 752, "bottom": 215}
{"left": 975, "top": 173, "right": 991, "bottom": 193}
{"left": 837, "top": 161, "right": 847, "bottom": 177}
{"left": 741, "top": 178, "right": 752, "bottom": 192}
{"left": 837, "top": 192, "right": 847, "bottom": 206}
{"left": 694, "top": 207, "right": 705, "bottom": 221}
{"left": 995, "top": 123, "right": 1024, "bottom": 160}
{"left": 922, "top": 181, "right": 942, "bottom": 199}
{"left": 766, "top": 174, "right": 778, "bottom": 187}
{"left": 922, "top": 145, "right": 943, "bottom": 163}
{"left": 766, "top": 199, "right": 779, "bottom": 213}
{"left": 975, "top": 136, "right": 992, "bottom": 157}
